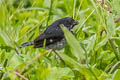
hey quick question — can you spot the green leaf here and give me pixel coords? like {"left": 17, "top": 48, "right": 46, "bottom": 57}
{"left": 112, "top": 0, "right": 120, "bottom": 14}
{"left": 20, "top": 26, "right": 31, "bottom": 36}
{"left": 96, "top": 36, "right": 108, "bottom": 50}
{"left": 112, "top": 69, "right": 120, "bottom": 80}
{"left": 59, "top": 52, "right": 110, "bottom": 80}
{"left": 46, "top": 67, "right": 74, "bottom": 80}
{"left": 61, "top": 26, "right": 85, "bottom": 60}
{"left": 0, "top": 30, "right": 11, "bottom": 46}
{"left": 106, "top": 13, "right": 116, "bottom": 37}
{"left": 86, "top": 35, "right": 96, "bottom": 53}
{"left": 8, "top": 54, "right": 22, "bottom": 69}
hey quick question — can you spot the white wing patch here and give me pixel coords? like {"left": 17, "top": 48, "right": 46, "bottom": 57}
{"left": 50, "top": 39, "right": 53, "bottom": 43}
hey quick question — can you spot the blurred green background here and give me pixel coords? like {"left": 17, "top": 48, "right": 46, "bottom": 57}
{"left": 0, "top": 0, "right": 120, "bottom": 80}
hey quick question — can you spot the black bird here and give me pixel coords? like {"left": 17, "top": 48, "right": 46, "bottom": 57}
{"left": 20, "top": 17, "right": 79, "bottom": 50}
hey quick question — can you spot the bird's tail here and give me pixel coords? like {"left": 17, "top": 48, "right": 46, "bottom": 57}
{"left": 20, "top": 41, "right": 34, "bottom": 48}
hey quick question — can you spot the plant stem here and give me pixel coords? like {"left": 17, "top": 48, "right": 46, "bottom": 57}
{"left": 53, "top": 50, "right": 65, "bottom": 64}
{"left": 80, "top": 43, "right": 98, "bottom": 80}
{"left": 73, "top": 0, "right": 76, "bottom": 19}
{"left": 109, "top": 39, "right": 120, "bottom": 61}
{"left": 0, "top": 59, "right": 8, "bottom": 80}
{"left": 46, "top": 0, "right": 53, "bottom": 27}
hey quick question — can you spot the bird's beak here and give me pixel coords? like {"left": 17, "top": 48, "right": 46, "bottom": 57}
{"left": 73, "top": 20, "right": 79, "bottom": 25}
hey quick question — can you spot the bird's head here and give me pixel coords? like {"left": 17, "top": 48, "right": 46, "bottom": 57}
{"left": 58, "top": 17, "right": 79, "bottom": 31}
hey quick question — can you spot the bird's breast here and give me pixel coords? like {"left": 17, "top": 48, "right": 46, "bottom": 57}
{"left": 45, "top": 38, "right": 66, "bottom": 50}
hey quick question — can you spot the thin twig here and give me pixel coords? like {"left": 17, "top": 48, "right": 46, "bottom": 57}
{"left": 101, "top": 0, "right": 104, "bottom": 5}
{"left": 53, "top": 50, "right": 65, "bottom": 64}
{"left": 9, "top": 71, "right": 28, "bottom": 80}
{"left": 14, "top": 48, "right": 20, "bottom": 55}
{"left": 115, "top": 18, "right": 120, "bottom": 23}
{"left": 20, "top": 49, "right": 52, "bottom": 73}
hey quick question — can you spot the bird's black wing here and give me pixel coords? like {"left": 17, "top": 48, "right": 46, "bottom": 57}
{"left": 33, "top": 24, "right": 64, "bottom": 48}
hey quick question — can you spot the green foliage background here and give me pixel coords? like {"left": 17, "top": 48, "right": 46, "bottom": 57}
{"left": 0, "top": 0, "right": 120, "bottom": 80}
